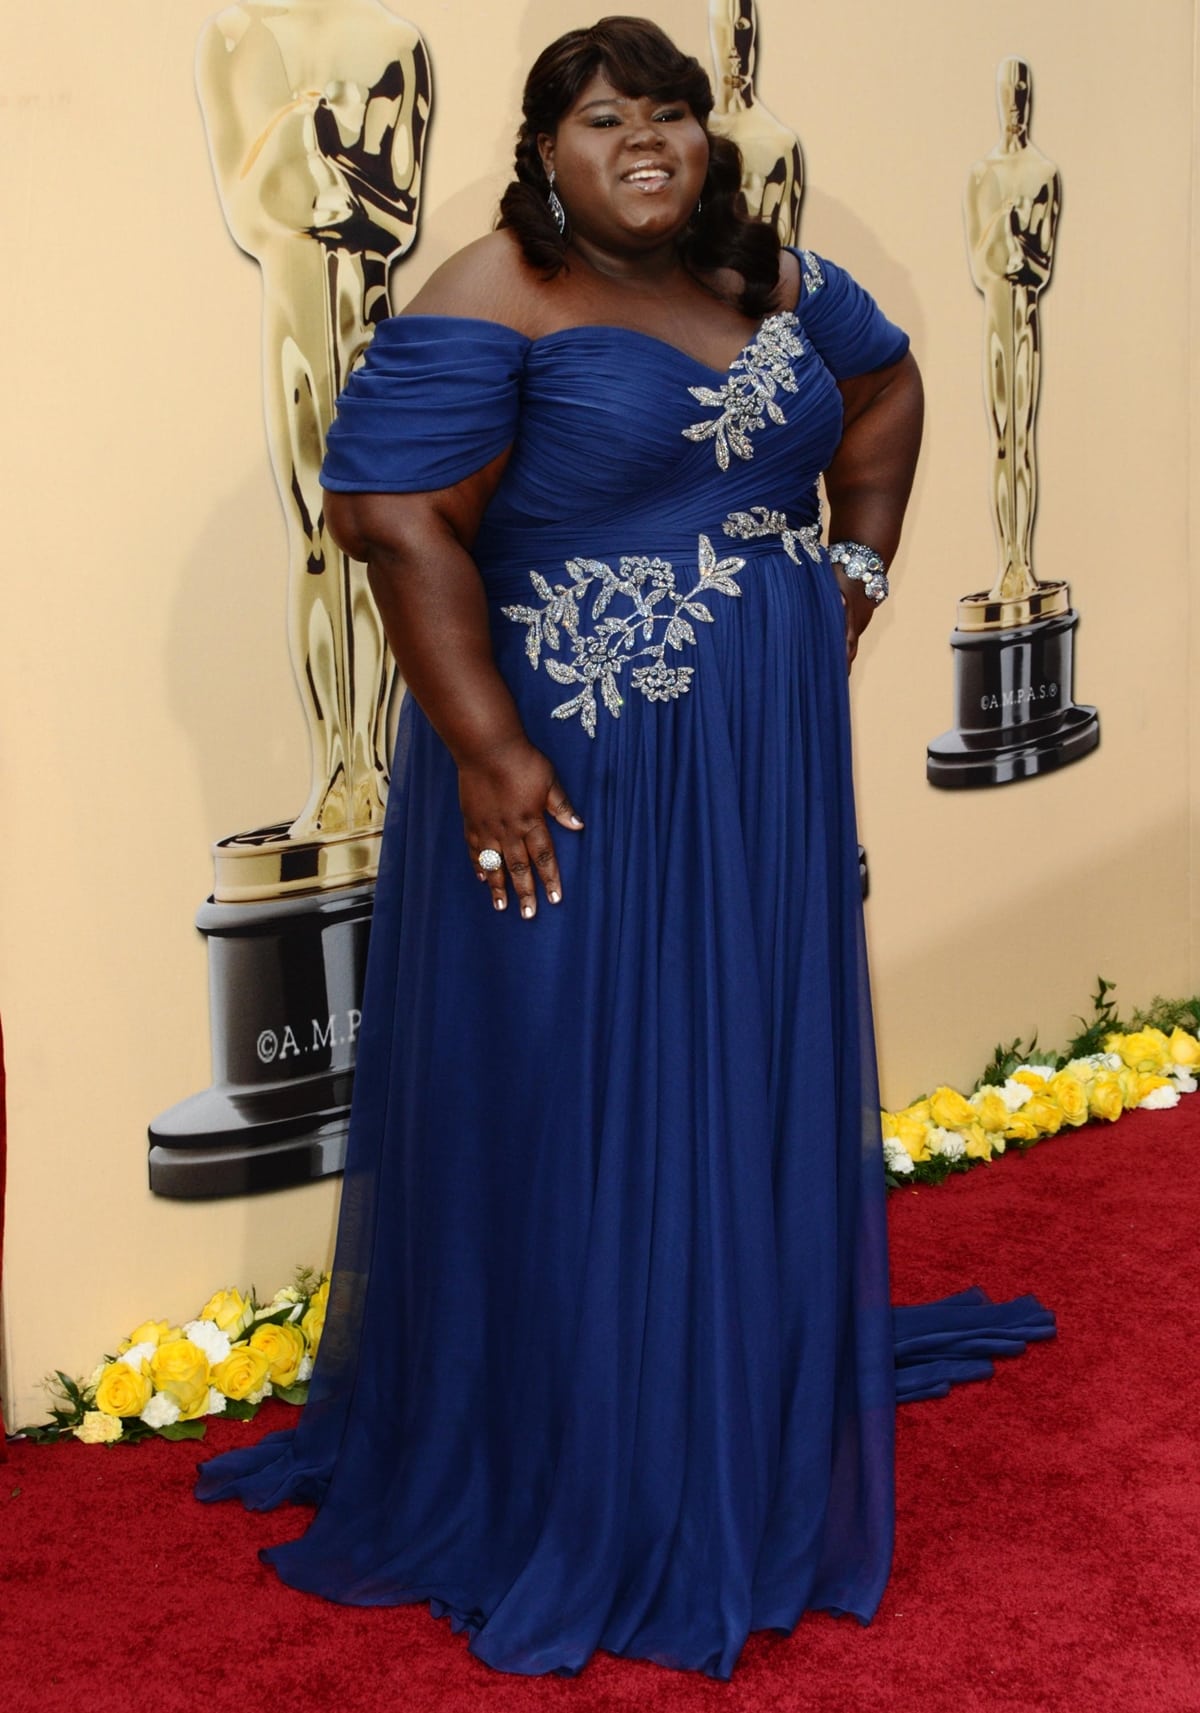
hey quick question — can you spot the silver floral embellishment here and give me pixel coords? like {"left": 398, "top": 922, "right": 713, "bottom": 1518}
{"left": 502, "top": 535, "right": 745, "bottom": 736}
{"left": 723, "top": 505, "right": 822, "bottom": 566}
{"left": 682, "top": 313, "right": 806, "bottom": 470}
{"left": 799, "top": 250, "right": 825, "bottom": 295}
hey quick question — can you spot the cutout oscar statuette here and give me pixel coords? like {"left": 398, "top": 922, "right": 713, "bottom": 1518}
{"left": 927, "top": 58, "right": 1098, "bottom": 788}
{"left": 149, "top": 2, "right": 430, "bottom": 1196}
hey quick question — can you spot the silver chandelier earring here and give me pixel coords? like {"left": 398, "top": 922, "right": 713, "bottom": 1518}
{"left": 547, "top": 170, "right": 567, "bottom": 236}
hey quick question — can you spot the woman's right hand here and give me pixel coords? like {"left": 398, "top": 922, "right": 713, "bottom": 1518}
{"left": 457, "top": 737, "right": 584, "bottom": 918}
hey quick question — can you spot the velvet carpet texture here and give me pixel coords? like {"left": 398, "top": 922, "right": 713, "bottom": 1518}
{"left": 3, "top": 1102, "right": 1197, "bottom": 1713}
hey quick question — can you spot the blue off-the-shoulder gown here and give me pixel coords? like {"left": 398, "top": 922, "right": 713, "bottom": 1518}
{"left": 196, "top": 253, "right": 1054, "bottom": 1678}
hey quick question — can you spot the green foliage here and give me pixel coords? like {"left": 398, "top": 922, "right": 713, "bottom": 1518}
{"left": 978, "top": 978, "right": 1138, "bottom": 1088}
{"left": 1129, "top": 993, "right": 1200, "bottom": 1035}
{"left": 271, "top": 1382, "right": 310, "bottom": 1407}
{"left": 1058, "top": 977, "right": 1124, "bottom": 1065}
{"left": 159, "top": 1420, "right": 207, "bottom": 1441}
{"left": 977, "top": 1034, "right": 1041, "bottom": 1087}
{"left": 222, "top": 1399, "right": 261, "bottom": 1422}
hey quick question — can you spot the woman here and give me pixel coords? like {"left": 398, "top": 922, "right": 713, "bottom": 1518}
{"left": 198, "top": 17, "right": 1052, "bottom": 1678}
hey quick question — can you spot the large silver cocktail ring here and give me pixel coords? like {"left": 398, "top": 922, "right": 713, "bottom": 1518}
{"left": 478, "top": 848, "right": 503, "bottom": 872}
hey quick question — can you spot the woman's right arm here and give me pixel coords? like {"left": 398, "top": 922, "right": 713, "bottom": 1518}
{"left": 325, "top": 468, "right": 583, "bottom": 918}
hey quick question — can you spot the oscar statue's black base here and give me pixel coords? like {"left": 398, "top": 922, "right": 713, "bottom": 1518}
{"left": 927, "top": 607, "right": 1099, "bottom": 790}
{"left": 148, "top": 884, "right": 374, "bottom": 1198}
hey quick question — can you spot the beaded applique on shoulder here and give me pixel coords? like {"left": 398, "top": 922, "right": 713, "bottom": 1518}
{"left": 681, "top": 313, "right": 806, "bottom": 471}
{"left": 799, "top": 250, "right": 825, "bottom": 295}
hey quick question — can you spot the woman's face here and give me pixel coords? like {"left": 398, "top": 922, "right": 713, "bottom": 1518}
{"left": 538, "top": 69, "right": 710, "bottom": 255}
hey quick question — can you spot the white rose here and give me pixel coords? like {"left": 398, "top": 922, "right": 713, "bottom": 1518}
{"left": 1139, "top": 1084, "right": 1180, "bottom": 1111}
{"left": 998, "top": 1079, "right": 1031, "bottom": 1112}
{"left": 297, "top": 1355, "right": 314, "bottom": 1383}
{"left": 926, "top": 1126, "right": 959, "bottom": 1157}
{"left": 205, "top": 1386, "right": 228, "bottom": 1416}
{"left": 183, "top": 1319, "right": 232, "bottom": 1365}
{"left": 140, "top": 1391, "right": 182, "bottom": 1429}
{"left": 938, "top": 1131, "right": 966, "bottom": 1161}
{"left": 120, "top": 1341, "right": 157, "bottom": 1371}
{"left": 1014, "top": 1063, "right": 1052, "bottom": 1081}
{"left": 1170, "top": 1067, "right": 1198, "bottom": 1094}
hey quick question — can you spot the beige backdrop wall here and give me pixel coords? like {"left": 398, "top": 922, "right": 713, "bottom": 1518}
{"left": 2, "top": 0, "right": 1196, "bottom": 1425}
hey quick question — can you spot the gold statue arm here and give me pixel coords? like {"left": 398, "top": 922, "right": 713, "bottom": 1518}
{"left": 965, "top": 163, "right": 1060, "bottom": 292}
{"left": 197, "top": 21, "right": 421, "bottom": 250}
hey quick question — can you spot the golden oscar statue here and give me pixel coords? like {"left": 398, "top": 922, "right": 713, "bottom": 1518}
{"left": 707, "top": 0, "right": 802, "bottom": 243}
{"left": 150, "top": 0, "right": 431, "bottom": 1197}
{"left": 928, "top": 58, "right": 1098, "bottom": 789}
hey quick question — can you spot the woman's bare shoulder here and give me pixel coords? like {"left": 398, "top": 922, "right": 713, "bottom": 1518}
{"left": 399, "top": 231, "right": 545, "bottom": 335}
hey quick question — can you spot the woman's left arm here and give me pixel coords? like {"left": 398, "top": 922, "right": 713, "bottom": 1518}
{"left": 825, "top": 350, "right": 924, "bottom": 668}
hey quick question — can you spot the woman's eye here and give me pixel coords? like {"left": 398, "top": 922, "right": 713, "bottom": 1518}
{"left": 654, "top": 109, "right": 685, "bottom": 122}
{"left": 589, "top": 115, "right": 620, "bottom": 127}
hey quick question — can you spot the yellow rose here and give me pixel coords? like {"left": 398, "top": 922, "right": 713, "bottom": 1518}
{"left": 75, "top": 1410, "right": 124, "bottom": 1444}
{"left": 1019, "top": 1094, "right": 1064, "bottom": 1137}
{"left": 1013, "top": 1068, "right": 1052, "bottom": 1092}
{"left": 301, "top": 1279, "right": 329, "bottom": 1359}
{"left": 1121, "top": 1069, "right": 1170, "bottom": 1106}
{"left": 1004, "top": 1110, "right": 1043, "bottom": 1143}
{"left": 891, "top": 1112, "right": 933, "bottom": 1162}
{"left": 964, "top": 1125, "right": 995, "bottom": 1160}
{"left": 970, "top": 1088, "right": 1011, "bottom": 1134}
{"left": 1046, "top": 1072, "right": 1090, "bottom": 1127}
{"left": 249, "top": 1321, "right": 307, "bottom": 1388}
{"left": 1088, "top": 1071, "right": 1125, "bottom": 1123}
{"left": 928, "top": 1086, "right": 977, "bottom": 1130}
{"left": 150, "top": 1338, "right": 211, "bottom": 1420}
{"left": 94, "top": 1359, "right": 153, "bottom": 1419}
{"left": 1062, "top": 1057, "right": 1100, "bottom": 1086}
{"left": 199, "top": 1287, "right": 254, "bottom": 1337}
{"left": 212, "top": 1345, "right": 272, "bottom": 1402}
{"left": 1168, "top": 1028, "right": 1200, "bottom": 1068}
{"left": 1109, "top": 1030, "right": 1171, "bottom": 1074}
{"left": 117, "top": 1319, "right": 171, "bottom": 1354}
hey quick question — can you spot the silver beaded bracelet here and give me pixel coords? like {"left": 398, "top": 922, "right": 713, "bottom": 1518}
{"left": 829, "top": 540, "right": 889, "bottom": 603}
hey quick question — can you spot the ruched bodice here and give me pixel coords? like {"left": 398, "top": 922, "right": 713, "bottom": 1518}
{"left": 197, "top": 250, "right": 1052, "bottom": 1680}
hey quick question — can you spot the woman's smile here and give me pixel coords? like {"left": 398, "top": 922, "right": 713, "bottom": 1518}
{"left": 620, "top": 159, "right": 674, "bottom": 192}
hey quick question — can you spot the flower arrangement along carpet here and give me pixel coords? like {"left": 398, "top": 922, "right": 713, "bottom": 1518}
{"left": 21, "top": 1272, "right": 328, "bottom": 1447}
{"left": 881, "top": 981, "right": 1200, "bottom": 1185}
{"left": 18, "top": 983, "right": 1200, "bottom": 1448}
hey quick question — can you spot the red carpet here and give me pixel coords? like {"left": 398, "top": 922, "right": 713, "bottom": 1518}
{"left": 3, "top": 1104, "right": 1198, "bottom": 1713}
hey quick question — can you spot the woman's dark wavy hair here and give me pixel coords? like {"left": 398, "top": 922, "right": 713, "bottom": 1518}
{"left": 497, "top": 15, "right": 781, "bottom": 316}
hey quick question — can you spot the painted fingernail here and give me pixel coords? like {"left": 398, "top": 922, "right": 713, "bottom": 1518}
{"left": 494, "top": 896, "right": 506, "bottom": 911}
{"left": 548, "top": 889, "right": 561, "bottom": 904}
{"left": 568, "top": 815, "right": 584, "bottom": 829}
{"left": 522, "top": 903, "right": 535, "bottom": 919}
